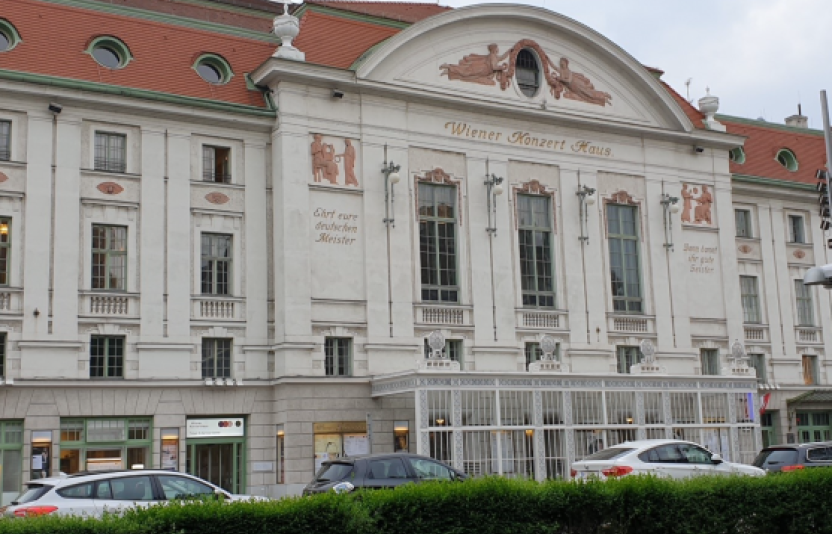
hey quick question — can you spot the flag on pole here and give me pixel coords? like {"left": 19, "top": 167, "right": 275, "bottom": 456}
{"left": 760, "top": 392, "right": 771, "bottom": 415}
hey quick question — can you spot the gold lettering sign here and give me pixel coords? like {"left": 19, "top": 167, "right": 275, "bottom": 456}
{"left": 444, "top": 122, "right": 614, "bottom": 158}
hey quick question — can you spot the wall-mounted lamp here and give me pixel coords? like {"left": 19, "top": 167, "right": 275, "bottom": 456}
{"left": 33, "top": 308, "right": 40, "bottom": 318}
{"left": 693, "top": 146, "right": 705, "bottom": 154}
{"left": 48, "top": 103, "right": 62, "bottom": 114}
{"left": 331, "top": 89, "right": 344, "bottom": 99}
{"left": 382, "top": 146, "right": 400, "bottom": 227}
{"left": 576, "top": 185, "right": 596, "bottom": 244}
{"left": 660, "top": 193, "right": 681, "bottom": 249}
{"left": 0, "top": 222, "right": 9, "bottom": 236}
{"left": 484, "top": 173, "right": 504, "bottom": 235}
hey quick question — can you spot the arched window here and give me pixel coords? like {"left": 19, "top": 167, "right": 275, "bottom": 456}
{"left": 515, "top": 49, "right": 540, "bottom": 98}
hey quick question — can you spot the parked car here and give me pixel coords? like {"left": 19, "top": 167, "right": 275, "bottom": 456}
{"left": 303, "top": 452, "right": 466, "bottom": 495}
{"left": 570, "top": 439, "right": 765, "bottom": 480}
{"left": 3, "top": 469, "right": 267, "bottom": 518}
{"left": 753, "top": 441, "right": 832, "bottom": 473}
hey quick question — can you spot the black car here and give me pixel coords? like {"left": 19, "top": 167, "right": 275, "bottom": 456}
{"left": 752, "top": 441, "right": 832, "bottom": 473}
{"left": 302, "top": 452, "right": 466, "bottom": 495}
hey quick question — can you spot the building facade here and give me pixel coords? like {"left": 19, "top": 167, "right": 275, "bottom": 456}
{"left": 0, "top": 0, "right": 826, "bottom": 499}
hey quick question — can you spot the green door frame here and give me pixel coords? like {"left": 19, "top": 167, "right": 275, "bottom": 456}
{"left": 187, "top": 437, "right": 246, "bottom": 494}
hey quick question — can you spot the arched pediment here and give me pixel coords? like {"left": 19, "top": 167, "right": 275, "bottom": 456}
{"left": 355, "top": 4, "right": 694, "bottom": 132}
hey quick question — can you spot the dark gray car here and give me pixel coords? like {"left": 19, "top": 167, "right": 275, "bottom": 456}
{"left": 752, "top": 442, "right": 832, "bottom": 473}
{"left": 302, "top": 453, "right": 465, "bottom": 495}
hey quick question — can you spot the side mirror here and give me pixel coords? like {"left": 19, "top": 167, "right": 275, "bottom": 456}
{"left": 332, "top": 481, "right": 355, "bottom": 494}
{"left": 711, "top": 453, "right": 723, "bottom": 465}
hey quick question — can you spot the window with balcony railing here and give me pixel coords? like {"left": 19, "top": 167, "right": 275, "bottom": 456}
{"left": 518, "top": 194, "right": 555, "bottom": 308}
{"left": 794, "top": 280, "right": 814, "bottom": 326}
{"left": 419, "top": 183, "right": 458, "bottom": 303}
{"left": 94, "top": 132, "right": 126, "bottom": 173}
{"left": 201, "top": 233, "right": 231, "bottom": 295}
{"left": 607, "top": 204, "right": 642, "bottom": 313}
{"left": 740, "top": 275, "right": 761, "bottom": 324}
{"left": 202, "top": 146, "right": 231, "bottom": 183}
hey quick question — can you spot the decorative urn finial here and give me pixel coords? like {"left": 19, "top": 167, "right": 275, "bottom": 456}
{"left": 272, "top": 1, "right": 305, "bottom": 61}
{"left": 698, "top": 87, "right": 725, "bottom": 131}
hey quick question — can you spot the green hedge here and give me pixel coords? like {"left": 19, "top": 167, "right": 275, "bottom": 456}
{"left": 2, "top": 471, "right": 832, "bottom": 534}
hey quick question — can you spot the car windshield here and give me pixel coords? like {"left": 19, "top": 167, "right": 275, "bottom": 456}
{"left": 583, "top": 448, "right": 635, "bottom": 461}
{"left": 753, "top": 449, "right": 798, "bottom": 467}
{"left": 13, "top": 484, "right": 53, "bottom": 505}
{"left": 315, "top": 462, "right": 354, "bottom": 482}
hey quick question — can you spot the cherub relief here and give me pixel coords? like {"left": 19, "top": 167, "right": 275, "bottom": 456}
{"left": 440, "top": 43, "right": 511, "bottom": 86}
{"left": 547, "top": 57, "right": 612, "bottom": 106}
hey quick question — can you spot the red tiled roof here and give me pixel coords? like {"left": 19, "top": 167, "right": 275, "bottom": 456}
{"left": 658, "top": 79, "right": 705, "bottom": 130}
{"left": 0, "top": 0, "right": 275, "bottom": 108}
{"left": 295, "top": 10, "right": 400, "bottom": 68}
{"left": 723, "top": 119, "right": 827, "bottom": 185}
{"left": 87, "top": 0, "right": 277, "bottom": 32}
{"left": 304, "top": 0, "right": 451, "bottom": 24}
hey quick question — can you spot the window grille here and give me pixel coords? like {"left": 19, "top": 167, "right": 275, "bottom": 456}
{"left": 574, "top": 429, "right": 605, "bottom": 461}
{"left": 201, "top": 234, "right": 232, "bottom": 295}
{"left": 605, "top": 391, "right": 635, "bottom": 425}
{"left": 540, "top": 391, "right": 563, "bottom": 425}
{"left": 202, "top": 338, "right": 231, "bottom": 378}
{"left": 607, "top": 204, "right": 642, "bottom": 313}
{"left": 461, "top": 430, "right": 494, "bottom": 477}
{"left": 498, "top": 390, "right": 533, "bottom": 426}
{"left": 734, "top": 209, "right": 752, "bottom": 238}
{"left": 517, "top": 194, "right": 555, "bottom": 307}
{"left": 324, "top": 338, "right": 352, "bottom": 377}
{"left": 419, "top": 183, "right": 458, "bottom": 303}
{"left": 571, "top": 391, "right": 603, "bottom": 425}
{"left": 428, "top": 430, "right": 453, "bottom": 464}
{"left": 94, "top": 132, "right": 126, "bottom": 173}
{"left": 460, "top": 391, "right": 495, "bottom": 426}
{"left": 91, "top": 225, "right": 127, "bottom": 291}
{"left": 669, "top": 392, "right": 699, "bottom": 424}
{"left": 701, "top": 393, "right": 728, "bottom": 424}
{"left": 740, "top": 276, "right": 761, "bottom": 323}
{"left": 427, "top": 390, "right": 453, "bottom": 427}
{"left": 643, "top": 392, "right": 665, "bottom": 424}
{"left": 542, "top": 429, "right": 568, "bottom": 479}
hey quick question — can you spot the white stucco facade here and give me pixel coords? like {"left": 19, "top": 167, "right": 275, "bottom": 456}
{"left": 0, "top": 3, "right": 826, "bottom": 499}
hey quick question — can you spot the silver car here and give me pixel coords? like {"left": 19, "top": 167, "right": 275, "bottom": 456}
{"left": 3, "top": 469, "right": 266, "bottom": 518}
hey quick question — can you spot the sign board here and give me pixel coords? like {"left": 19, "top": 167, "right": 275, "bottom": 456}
{"left": 186, "top": 418, "right": 245, "bottom": 438}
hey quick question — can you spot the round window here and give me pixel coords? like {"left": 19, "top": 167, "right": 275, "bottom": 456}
{"left": 92, "top": 45, "right": 122, "bottom": 69}
{"left": 0, "top": 31, "right": 9, "bottom": 53}
{"left": 729, "top": 147, "right": 746, "bottom": 164}
{"left": 197, "top": 63, "right": 222, "bottom": 84}
{"left": 776, "top": 148, "right": 798, "bottom": 172}
{"left": 515, "top": 49, "right": 540, "bottom": 97}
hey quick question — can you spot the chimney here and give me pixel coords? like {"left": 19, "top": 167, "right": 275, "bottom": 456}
{"left": 785, "top": 104, "right": 808, "bottom": 128}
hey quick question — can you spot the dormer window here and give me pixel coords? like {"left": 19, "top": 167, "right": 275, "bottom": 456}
{"left": 776, "top": 148, "right": 798, "bottom": 172}
{"left": 515, "top": 49, "right": 540, "bottom": 97}
{"left": 87, "top": 37, "right": 133, "bottom": 70}
{"left": 0, "top": 20, "right": 21, "bottom": 53}
{"left": 193, "top": 54, "right": 233, "bottom": 85}
{"left": 729, "top": 147, "right": 746, "bottom": 164}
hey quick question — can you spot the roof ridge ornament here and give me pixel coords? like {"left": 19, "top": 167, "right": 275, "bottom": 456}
{"left": 272, "top": 0, "right": 305, "bottom": 61}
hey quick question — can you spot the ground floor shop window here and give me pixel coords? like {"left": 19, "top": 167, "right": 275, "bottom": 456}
{"left": 796, "top": 412, "right": 831, "bottom": 443}
{"left": 59, "top": 418, "right": 151, "bottom": 473}
{"left": 0, "top": 421, "right": 22, "bottom": 505}
{"left": 313, "top": 421, "right": 368, "bottom": 473}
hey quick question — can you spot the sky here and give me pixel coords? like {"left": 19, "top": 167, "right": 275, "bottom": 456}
{"left": 442, "top": 0, "right": 832, "bottom": 129}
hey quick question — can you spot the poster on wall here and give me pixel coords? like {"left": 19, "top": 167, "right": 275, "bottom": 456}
{"left": 343, "top": 434, "right": 369, "bottom": 457}
{"left": 314, "top": 434, "right": 343, "bottom": 473}
{"left": 161, "top": 440, "right": 178, "bottom": 471}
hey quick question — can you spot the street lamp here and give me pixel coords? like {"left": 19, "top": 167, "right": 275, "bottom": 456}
{"left": 660, "top": 193, "right": 681, "bottom": 249}
{"left": 577, "top": 185, "right": 596, "bottom": 244}
{"left": 485, "top": 173, "right": 504, "bottom": 235}
{"left": 382, "top": 149, "right": 400, "bottom": 227}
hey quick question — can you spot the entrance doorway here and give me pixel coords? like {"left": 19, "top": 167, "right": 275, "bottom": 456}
{"left": 187, "top": 442, "right": 244, "bottom": 494}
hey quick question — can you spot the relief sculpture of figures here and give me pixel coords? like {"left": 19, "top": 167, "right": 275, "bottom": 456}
{"left": 440, "top": 39, "right": 612, "bottom": 107}
{"left": 440, "top": 44, "right": 510, "bottom": 86}
{"left": 694, "top": 185, "right": 713, "bottom": 224}
{"left": 340, "top": 139, "right": 358, "bottom": 187}
{"left": 311, "top": 134, "right": 339, "bottom": 184}
{"left": 681, "top": 183, "right": 693, "bottom": 223}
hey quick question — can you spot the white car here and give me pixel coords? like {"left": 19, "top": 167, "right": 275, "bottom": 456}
{"left": 570, "top": 439, "right": 765, "bottom": 480}
{"left": 2, "top": 469, "right": 268, "bottom": 518}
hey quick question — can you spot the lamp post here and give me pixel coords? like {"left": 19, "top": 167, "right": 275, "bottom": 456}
{"left": 660, "top": 193, "right": 681, "bottom": 249}
{"left": 484, "top": 173, "right": 504, "bottom": 235}
{"left": 382, "top": 151, "right": 400, "bottom": 227}
{"left": 576, "top": 185, "right": 596, "bottom": 244}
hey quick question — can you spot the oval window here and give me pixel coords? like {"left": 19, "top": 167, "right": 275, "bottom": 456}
{"left": 0, "top": 32, "right": 9, "bottom": 53}
{"left": 92, "top": 46, "right": 121, "bottom": 69}
{"left": 515, "top": 49, "right": 540, "bottom": 97}
{"left": 0, "top": 20, "right": 22, "bottom": 53}
{"left": 197, "top": 63, "right": 222, "bottom": 84}
{"left": 776, "top": 148, "right": 798, "bottom": 172}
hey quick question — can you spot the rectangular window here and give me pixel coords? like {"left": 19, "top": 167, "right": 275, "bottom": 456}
{"left": 94, "top": 132, "right": 126, "bottom": 173}
{"left": 616, "top": 346, "right": 642, "bottom": 374}
{"left": 788, "top": 215, "right": 805, "bottom": 244}
{"left": 423, "top": 339, "right": 462, "bottom": 363}
{"left": 201, "top": 234, "right": 232, "bottom": 295}
{"left": 91, "top": 225, "right": 127, "bottom": 291}
{"left": 802, "top": 355, "right": 818, "bottom": 385}
{"left": 735, "top": 209, "right": 752, "bottom": 238}
{"left": 0, "top": 120, "right": 10, "bottom": 161}
{"left": 419, "top": 183, "right": 458, "bottom": 303}
{"left": 607, "top": 204, "right": 642, "bottom": 313}
{"left": 700, "top": 349, "right": 720, "bottom": 376}
{"left": 325, "top": 338, "right": 352, "bottom": 376}
{"left": 276, "top": 425, "right": 285, "bottom": 484}
{"left": 749, "top": 353, "right": 767, "bottom": 383}
{"left": 740, "top": 276, "right": 761, "bottom": 324}
{"left": 202, "top": 146, "right": 231, "bottom": 183}
{"left": 89, "top": 336, "right": 124, "bottom": 378}
{"left": 518, "top": 195, "right": 555, "bottom": 308}
{"left": 202, "top": 339, "right": 231, "bottom": 378}
{"left": 0, "top": 333, "right": 5, "bottom": 378}
{"left": 795, "top": 280, "right": 814, "bottom": 326}
{"left": 0, "top": 218, "right": 10, "bottom": 286}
